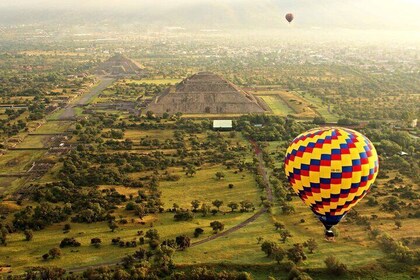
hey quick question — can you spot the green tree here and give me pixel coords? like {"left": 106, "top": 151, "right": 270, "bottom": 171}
{"left": 304, "top": 238, "right": 318, "bottom": 253}
{"left": 145, "top": 229, "right": 160, "bottom": 240}
{"left": 212, "top": 200, "right": 223, "bottom": 211}
{"left": 287, "top": 243, "right": 307, "bottom": 264}
{"left": 175, "top": 235, "right": 191, "bottom": 250}
{"left": 49, "top": 247, "right": 62, "bottom": 259}
{"left": 201, "top": 203, "right": 211, "bottom": 217}
{"left": 261, "top": 241, "right": 279, "bottom": 257}
{"left": 185, "top": 165, "right": 196, "bottom": 177}
{"left": 273, "top": 248, "right": 286, "bottom": 264}
{"left": 280, "top": 230, "right": 292, "bottom": 243}
{"left": 227, "top": 202, "right": 239, "bottom": 212}
{"left": 91, "top": 238, "right": 102, "bottom": 248}
{"left": 24, "top": 230, "right": 33, "bottom": 241}
{"left": 191, "top": 200, "right": 201, "bottom": 211}
{"left": 108, "top": 221, "right": 118, "bottom": 232}
{"left": 210, "top": 221, "right": 225, "bottom": 233}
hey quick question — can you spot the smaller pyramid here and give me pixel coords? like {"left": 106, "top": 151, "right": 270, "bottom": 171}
{"left": 94, "top": 54, "right": 143, "bottom": 76}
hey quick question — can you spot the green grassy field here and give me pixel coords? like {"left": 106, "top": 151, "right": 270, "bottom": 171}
{"left": 33, "top": 121, "right": 73, "bottom": 134}
{"left": 295, "top": 91, "right": 339, "bottom": 122}
{"left": 0, "top": 177, "right": 28, "bottom": 195}
{"left": 0, "top": 150, "right": 46, "bottom": 174}
{"left": 160, "top": 165, "right": 260, "bottom": 210}
{"left": 257, "top": 95, "right": 295, "bottom": 116}
{"left": 15, "top": 135, "right": 50, "bottom": 149}
{"left": 0, "top": 210, "right": 262, "bottom": 274}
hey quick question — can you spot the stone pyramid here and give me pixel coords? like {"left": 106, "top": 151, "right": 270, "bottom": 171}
{"left": 94, "top": 53, "right": 143, "bottom": 76}
{"left": 146, "top": 72, "right": 268, "bottom": 114}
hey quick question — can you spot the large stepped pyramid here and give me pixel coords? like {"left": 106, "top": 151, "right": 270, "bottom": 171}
{"left": 147, "top": 72, "right": 268, "bottom": 114}
{"left": 94, "top": 53, "right": 144, "bottom": 76}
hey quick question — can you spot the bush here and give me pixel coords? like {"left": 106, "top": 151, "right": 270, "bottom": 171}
{"left": 125, "top": 202, "right": 136, "bottom": 211}
{"left": 194, "top": 228, "right": 204, "bottom": 238}
{"left": 324, "top": 255, "right": 348, "bottom": 275}
{"left": 91, "top": 238, "right": 102, "bottom": 248}
{"left": 174, "top": 211, "right": 194, "bottom": 221}
{"left": 59, "top": 237, "right": 81, "bottom": 248}
{"left": 48, "top": 247, "right": 62, "bottom": 259}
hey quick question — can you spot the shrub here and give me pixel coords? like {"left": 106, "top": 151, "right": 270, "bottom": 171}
{"left": 324, "top": 255, "right": 348, "bottom": 275}
{"left": 59, "top": 237, "right": 81, "bottom": 248}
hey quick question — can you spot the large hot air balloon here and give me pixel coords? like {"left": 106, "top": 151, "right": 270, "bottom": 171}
{"left": 284, "top": 127, "right": 379, "bottom": 238}
{"left": 285, "top": 13, "right": 294, "bottom": 23}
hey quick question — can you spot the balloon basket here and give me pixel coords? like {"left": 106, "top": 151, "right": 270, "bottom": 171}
{"left": 325, "top": 229, "right": 335, "bottom": 242}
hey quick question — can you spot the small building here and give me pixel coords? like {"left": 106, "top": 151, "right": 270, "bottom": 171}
{"left": 411, "top": 119, "right": 417, "bottom": 128}
{"left": 213, "top": 120, "right": 233, "bottom": 131}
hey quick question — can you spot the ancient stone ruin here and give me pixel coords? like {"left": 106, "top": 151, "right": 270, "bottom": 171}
{"left": 146, "top": 72, "right": 268, "bottom": 114}
{"left": 94, "top": 53, "right": 144, "bottom": 77}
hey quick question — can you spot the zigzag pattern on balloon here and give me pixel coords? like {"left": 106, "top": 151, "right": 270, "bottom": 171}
{"left": 284, "top": 127, "right": 379, "bottom": 217}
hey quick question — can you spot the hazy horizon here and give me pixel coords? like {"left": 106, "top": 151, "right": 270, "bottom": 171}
{"left": 0, "top": 0, "right": 419, "bottom": 32}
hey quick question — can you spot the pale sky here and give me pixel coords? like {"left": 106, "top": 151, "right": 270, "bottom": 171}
{"left": 0, "top": 0, "right": 419, "bottom": 30}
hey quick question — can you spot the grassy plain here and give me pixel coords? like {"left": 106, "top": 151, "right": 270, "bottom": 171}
{"left": 160, "top": 164, "right": 259, "bottom": 210}
{"left": 295, "top": 91, "right": 339, "bottom": 122}
{"left": 15, "top": 135, "right": 50, "bottom": 149}
{"left": 0, "top": 150, "right": 45, "bottom": 174}
{"left": 257, "top": 95, "right": 295, "bottom": 116}
{"left": 32, "top": 121, "right": 73, "bottom": 134}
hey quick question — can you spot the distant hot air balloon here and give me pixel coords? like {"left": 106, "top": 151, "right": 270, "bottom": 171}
{"left": 284, "top": 127, "right": 379, "bottom": 239}
{"left": 285, "top": 13, "right": 294, "bottom": 23}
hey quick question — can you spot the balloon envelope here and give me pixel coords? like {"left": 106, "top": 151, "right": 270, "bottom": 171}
{"left": 284, "top": 127, "right": 379, "bottom": 230}
{"left": 285, "top": 13, "right": 294, "bottom": 23}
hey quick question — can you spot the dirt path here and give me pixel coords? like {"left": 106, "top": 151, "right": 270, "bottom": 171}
{"left": 67, "top": 140, "right": 272, "bottom": 272}
{"left": 58, "top": 77, "right": 115, "bottom": 120}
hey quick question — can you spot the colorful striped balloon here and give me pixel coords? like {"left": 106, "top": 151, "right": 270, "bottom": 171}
{"left": 284, "top": 127, "right": 379, "bottom": 235}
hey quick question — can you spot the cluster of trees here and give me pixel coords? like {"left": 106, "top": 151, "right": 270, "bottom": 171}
{"left": 235, "top": 115, "right": 313, "bottom": 142}
{"left": 261, "top": 240, "right": 307, "bottom": 264}
{"left": 377, "top": 234, "right": 420, "bottom": 265}
{"left": 0, "top": 109, "right": 27, "bottom": 137}
{"left": 179, "top": 199, "right": 255, "bottom": 216}
{"left": 110, "top": 81, "right": 168, "bottom": 97}
{"left": 10, "top": 184, "right": 141, "bottom": 230}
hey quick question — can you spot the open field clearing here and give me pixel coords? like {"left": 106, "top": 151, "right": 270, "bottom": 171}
{"left": 32, "top": 121, "right": 73, "bottom": 134}
{"left": 0, "top": 150, "right": 46, "bottom": 174}
{"left": 257, "top": 95, "right": 295, "bottom": 116}
{"left": 1, "top": 211, "right": 262, "bottom": 274}
{"left": 160, "top": 165, "right": 260, "bottom": 210}
{"left": 15, "top": 135, "right": 50, "bottom": 149}
{"left": 295, "top": 91, "right": 339, "bottom": 122}
{"left": 0, "top": 177, "right": 28, "bottom": 195}
{"left": 275, "top": 91, "right": 318, "bottom": 119}
{"left": 174, "top": 213, "right": 277, "bottom": 265}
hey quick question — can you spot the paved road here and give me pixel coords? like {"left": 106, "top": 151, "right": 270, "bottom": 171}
{"left": 58, "top": 77, "right": 115, "bottom": 120}
{"left": 67, "top": 140, "right": 273, "bottom": 272}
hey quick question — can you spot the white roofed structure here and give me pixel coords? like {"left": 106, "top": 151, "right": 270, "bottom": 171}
{"left": 213, "top": 120, "right": 233, "bottom": 130}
